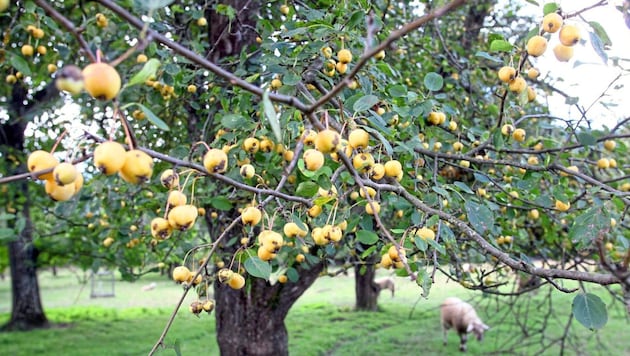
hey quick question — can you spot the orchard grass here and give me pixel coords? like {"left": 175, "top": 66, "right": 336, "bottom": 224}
{"left": 0, "top": 268, "right": 629, "bottom": 355}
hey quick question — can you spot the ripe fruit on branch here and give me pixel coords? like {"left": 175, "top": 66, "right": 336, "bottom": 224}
{"left": 119, "top": 150, "right": 154, "bottom": 184}
{"left": 203, "top": 148, "right": 228, "bottom": 173}
{"left": 387, "top": 245, "right": 405, "bottom": 262}
{"left": 603, "top": 140, "right": 616, "bottom": 151}
{"left": 508, "top": 77, "right": 527, "bottom": 93}
{"left": 365, "top": 201, "right": 381, "bottom": 215}
{"left": 242, "top": 137, "right": 260, "bottom": 153}
{"left": 258, "top": 246, "right": 277, "bottom": 261}
{"left": 307, "top": 204, "right": 322, "bottom": 218}
{"left": 172, "top": 266, "right": 192, "bottom": 283}
{"left": 21, "top": 45, "right": 34, "bottom": 57}
{"left": 303, "top": 149, "right": 325, "bottom": 171}
{"left": 55, "top": 65, "right": 84, "bottom": 95}
{"left": 542, "top": 12, "right": 563, "bottom": 33}
{"left": 228, "top": 273, "right": 246, "bottom": 290}
{"left": 384, "top": 160, "right": 403, "bottom": 179}
{"left": 315, "top": 129, "right": 341, "bottom": 153}
{"left": 160, "top": 169, "right": 179, "bottom": 189}
{"left": 45, "top": 179, "right": 75, "bottom": 201}
{"left": 167, "top": 190, "right": 187, "bottom": 207}
{"left": 82, "top": 62, "right": 121, "bottom": 100}
{"left": 553, "top": 44, "right": 573, "bottom": 62}
{"left": 427, "top": 111, "right": 446, "bottom": 125}
{"left": 353, "top": 153, "right": 375, "bottom": 173}
{"left": 241, "top": 206, "right": 262, "bottom": 226}
{"left": 370, "top": 163, "right": 385, "bottom": 180}
{"left": 53, "top": 162, "right": 78, "bottom": 186}
{"left": 555, "top": 200, "right": 570, "bottom": 212}
{"left": 168, "top": 204, "right": 198, "bottom": 230}
{"left": 527, "top": 68, "right": 540, "bottom": 80}
{"left": 348, "top": 128, "right": 369, "bottom": 150}
{"left": 94, "top": 141, "right": 126, "bottom": 175}
{"left": 283, "top": 222, "right": 308, "bottom": 238}
{"left": 151, "top": 217, "right": 172, "bottom": 239}
{"left": 512, "top": 128, "right": 526, "bottom": 142}
{"left": 27, "top": 150, "right": 59, "bottom": 180}
{"left": 259, "top": 230, "right": 283, "bottom": 252}
{"left": 597, "top": 158, "right": 610, "bottom": 169}
{"left": 559, "top": 25, "right": 580, "bottom": 46}
{"left": 526, "top": 35, "right": 547, "bottom": 57}
{"left": 322, "top": 224, "right": 343, "bottom": 242}
{"left": 416, "top": 227, "right": 435, "bottom": 240}
{"left": 337, "top": 49, "right": 352, "bottom": 64}
{"left": 240, "top": 164, "right": 255, "bottom": 179}
{"left": 103, "top": 237, "right": 114, "bottom": 247}
{"left": 501, "top": 124, "right": 514, "bottom": 136}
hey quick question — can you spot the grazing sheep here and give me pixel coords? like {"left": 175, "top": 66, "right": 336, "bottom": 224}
{"left": 440, "top": 297, "right": 489, "bottom": 352}
{"left": 374, "top": 277, "right": 395, "bottom": 297}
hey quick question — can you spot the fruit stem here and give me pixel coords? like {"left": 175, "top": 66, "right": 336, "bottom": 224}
{"left": 115, "top": 106, "right": 136, "bottom": 150}
{"left": 49, "top": 129, "right": 68, "bottom": 154}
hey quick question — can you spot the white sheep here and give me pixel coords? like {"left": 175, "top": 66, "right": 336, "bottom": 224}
{"left": 440, "top": 297, "right": 489, "bottom": 352}
{"left": 374, "top": 277, "right": 395, "bottom": 297}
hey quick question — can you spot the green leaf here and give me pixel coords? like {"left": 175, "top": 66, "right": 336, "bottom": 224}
{"left": 423, "top": 72, "right": 443, "bottom": 91}
{"left": 454, "top": 182, "right": 474, "bottom": 195}
{"left": 464, "top": 201, "right": 494, "bottom": 234}
{"left": 221, "top": 114, "right": 248, "bottom": 130}
{"left": 387, "top": 84, "right": 407, "bottom": 98}
{"left": 356, "top": 230, "right": 379, "bottom": 245}
{"left": 353, "top": 95, "right": 380, "bottom": 112}
{"left": 244, "top": 256, "right": 271, "bottom": 280}
{"left": 543, "top": 3, "right": 559, "bottom": 15}
{"left": 490, "top": 40, "right": 513, "bottom": 52}
{"left": 577, "top": 132, "right": 596, "bottom": 146}
{"left": 414, "top": 236, "right": 428, "bottom": 252}
{"left": 569, "top": 207, "right": 608, "bottom": 245}
{"left": 588, "top": 30, "right": 608, "bottom": 64}
{"left": 475, "top": 51, "right": 503, "bottom": 63}
{"left": 588, "top": 21, "right": 612, "bottom": 47}
{"left": 216, "top": 4, "right": 237, "bottom": 20}
{"left": 416, "top": 269, "right": 432, "bottom": 297}
{"left": 263, "top": 91, "right": 282, "bottom": 143}
{"left": 210, "top": 196, "right": 233, "bottom": 211}
{"left": 126, "top": 58, "right": 160, "bottom": 87}
{"left": 10, "top": 55, "right": 31, "bottom": 76}
{"left": 572, "top": 293, "right": 608, "bottom": 330}
{"left": 296, "top": 181, "right": 319, "bottom": 197}
{"left": 135, "top": 103, "right": 169, "bottom": 131}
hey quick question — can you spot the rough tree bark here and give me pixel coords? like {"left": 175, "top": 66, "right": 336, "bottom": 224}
{"left": 354, "top": 253, "right": 380, "bottom": 311}
{"left": 214, "top": 263, "right": 324, "bottom": 355}
{"left": 0, "top": 82, "right": 55, "bottom": 330}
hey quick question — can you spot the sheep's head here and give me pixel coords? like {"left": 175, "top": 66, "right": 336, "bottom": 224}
{"left": 468, "top": 321, "right": 490, "bottom": 341}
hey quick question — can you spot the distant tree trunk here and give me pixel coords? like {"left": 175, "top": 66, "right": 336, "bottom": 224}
{"left": 461, "top": 1, "right": 496, "bottom": 50}
{"left": 0, "top": 89, "right": 50, "bottom": 330}
{"left": 355, "top": 254, "right": 380, "bottom": 311}
{"left": 214, "top": 264, "right": 323, "bottom": 355}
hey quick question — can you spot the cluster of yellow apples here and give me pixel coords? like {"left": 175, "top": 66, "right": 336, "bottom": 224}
{"left": 189, "top": 299, "right": 215, "bottom": 316}
{"left": 300, "top": 127, "right": 405, "bottom": 215}
{"left": 320, "top": 45, "right": 360, "bottom": 77}
{"left": 496, "top": 235, "right": 513, "bottom": 245}
{"left": 55, "top": 61, "right": 122, "bottom": 101}
{"left": 149, "top": 168, "right": 201, "bottom": 243}
{"left": 597, "top": 140, "right": 618, "bottom": 169}
{"left": 172, "top": 265, "right": 203, "bottom": 286}
{"left": 500, "top": 124, "right": 527, "bottom": 143}
{"left": 19, "top": 24, "right": 46, "bottom": 58}
{"left": 379, "top": 227, "right": 434, "bottom": 269}
{"left": 27, "top": 150, "right": 83, "bottom": 201}
{"left": 497, "top": 65, "right": 537, "bottom": 100}
{"left": 527, "top": 12, "right": 581, "bottom": 62}
{"left": 144, "top": 77, "right": 177, "bottom": 101}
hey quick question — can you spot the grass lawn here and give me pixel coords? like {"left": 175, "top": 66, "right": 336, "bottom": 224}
{"left": 0, "top": 267, "right": 629, "bottom": 355}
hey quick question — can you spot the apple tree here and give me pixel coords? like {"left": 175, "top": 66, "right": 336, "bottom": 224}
{"left": 1, "top": 0, "right": 629, "bottom": 354}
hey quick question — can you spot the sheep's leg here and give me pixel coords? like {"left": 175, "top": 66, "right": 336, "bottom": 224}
{"left": 390, "top": 285, "right": 394, "bottom": 297}
{"left": 459, "top": 333, "right": 468, "bottom": 352}
{"left": 442, "top": 324, "right": 448, "bottom": 346}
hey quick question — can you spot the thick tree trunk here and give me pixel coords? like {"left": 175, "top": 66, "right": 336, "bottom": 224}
{"left": 0, "top": 83, "right": 52, "bottom": 331}
{"left": 214, "top": 263, "right": 324, "bottom": 355}
{"left": 354, "top": 254, "right": 380, "bottom": 311}
{"left": 3, "top": 187, "right": 49, "bottom": 331}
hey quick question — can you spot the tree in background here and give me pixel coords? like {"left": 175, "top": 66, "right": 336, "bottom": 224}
{"left": 0, "top": 0, "right": 628, "bottom": 354}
